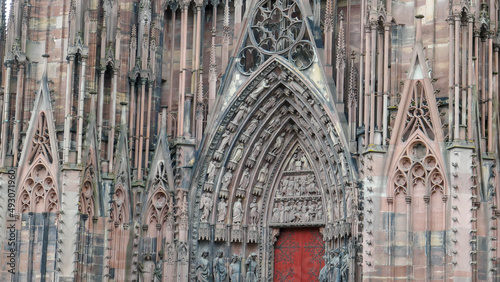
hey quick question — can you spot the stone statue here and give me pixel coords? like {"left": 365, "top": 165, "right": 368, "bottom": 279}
{"left": 219, "top": 130, "right": 232, "bottom": 151}
{"left": 217, "top": 198, "right": 228, "bottom": 223}
{"left": 257, "top": 163, "right": 269, "bottom": 184}
{"left": 340, "top": 247, "right": 349, "bottom": 282}
{"left": 261, "top": 96, "right": 277, "bottom": 112}
{"left": 230, "top": 143, "right": 244, "bottom": 163}
{"left": 271, "top": 203, "right": 279, "bottom": 222}
{"left": 249, "top": 138, "right": 263, "bottom": 160}
{"left": 249, "top": 78, "right": 270, "bottom": 100}
{"left": 200, "top": 193, "right": 213, "bottom": 222}
{"left": 140, "top": 254, "right": 155, "bottom": 282}
{"left": 196, "top": 251, "right": 210, "bottom": 282}
{"left": 154, "top": 258, "right": 162, "bottom": 282}
{"left": 220, "top": 170, "right": 233, "bottom": 192}
{"left": 270, "top": 132, "right": 285, "bottom": 154}
{"left": 245, "top": 253, "right": 258, "bottom": 282}
{"left": 213, "top": 250, "right": 228, "bottom": 282}
{"left": 229, "top": 254, "right": 242, "bottom": 281}
{"left": 207, "top": 161, "right": 219, "bottom": 183}
{"left": 233, "top": 198, "right": 244, "bottom": 225}
{"left": 243, "top": 119, "right": 259, "bottom": 137}
{"left": 238, "top": 168, "right": 250, "bottom": 191}
{"left": 266, "top": 114, "right": 282, "bottom": 133}
{"left": 249, "top": 198, "right": 258, "bottom": 225}
{"left": 232, "top": 105, "right": 249, "bottom": 125}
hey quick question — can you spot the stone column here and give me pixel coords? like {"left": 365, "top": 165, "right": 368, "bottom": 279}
{"left": 184, "top": 93, "right": 193, "bottom": 137}
{"left": 467, "top": 15, "right": 474, "bottom": 140}
{"left": 97, "top": 67, "right": 105, "bottom": 151}
{"left": 108, "top": 69, "right": 118, "bottom": 172}
{"left": 369, "top": 22, "right": 377, "bottom": 145}
{"left": 177, "top": 1, "right": 190, "bottom": 137}
{"left": 13, "top": 63, "right": 25, "bottom": 166}
{"left": 145, "top": 81, "right": 153, "bottom": 172}
{"left": 129, "top": 78, "right": 136, "bottom": 160}
{"left": 453, "top": 14, "right": 460, "bottom": 140}
{"left": 382, "top": 23, "right": 391, "bottom": 146}
{"left": 77, "top": 57, "right": 87, "bottom": 164}
{"left": 1, "top": 60, "right": 12, "bottom": 167}
{"left": 63, "top": 55, "right": 75, "bottom": 164}
{"left": 363, "top": 25, "right": 371, "bottom": 145}
{"left": 138, "top": 78, "right": 147, "bottom": 180}
{"left": 447, "top": 16, "right": 454, "bottom": 140}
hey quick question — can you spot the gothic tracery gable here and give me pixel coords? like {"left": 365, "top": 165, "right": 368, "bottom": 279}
{"left": 16, "top": 60, "right": 60, "bottom": 214}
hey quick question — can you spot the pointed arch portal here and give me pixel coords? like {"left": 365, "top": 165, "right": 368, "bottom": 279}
{"left": 189, "top": 57, "right": 356, "bottom": 280}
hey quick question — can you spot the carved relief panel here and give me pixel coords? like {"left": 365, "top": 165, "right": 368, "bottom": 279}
{"left": 269, "top": 146, "right": 325, "bottom": 227}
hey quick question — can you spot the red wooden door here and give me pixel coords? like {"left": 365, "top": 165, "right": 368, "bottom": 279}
{"left": 274, "top": 228, "right": 325, "bottom": 281}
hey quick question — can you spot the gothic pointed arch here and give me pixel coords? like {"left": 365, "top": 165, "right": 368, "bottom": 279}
{"left": 112, "top": 128, "right": 132, "bottom": 225}
{"left": 188, "top": 55, "right": 358, "bottom": 279}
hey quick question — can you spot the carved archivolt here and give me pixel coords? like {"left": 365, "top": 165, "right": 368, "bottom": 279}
{"left": 189, "top": 60, "right": 355, "bottom": 278}
{"left": 390, "top": 135, "right": 446, "bottom": 197}
{"left": 17, "top": 161, "right": 59, "bottom": 213}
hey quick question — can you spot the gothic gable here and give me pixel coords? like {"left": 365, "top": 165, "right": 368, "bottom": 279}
{"left": 16, "top": 56, "right": 60, "bottom": 213}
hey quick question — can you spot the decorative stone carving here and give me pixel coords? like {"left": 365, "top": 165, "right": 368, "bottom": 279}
{"left": 249, "top": 197, "right": 259, "bottom": 225}
{"left": 219, "top": 170, "right": 233, "bottom": 199}
{"left": 253, "top": 163, "right": 269, "bottom": 196}
{"left": 139, "top": 254, "right": 155, "bottom": 282}
{"left": 204, "top": 161, "right": 220, "bottom": 192}
{"left": 246, "top": 138, "right": 263, "bottom": 168}
{"left": 213, "top": 250, "right": 227, "bottom": 282}
{"left": 214, "top": 130, "right": 232, "bottom": 161}
{"left": 246, "top": 79, "right": 270, "bottom": 104}
{"left": 228, "top": 143, "right": 244, "bottom": 170}
{"left": 217, "top": 198, "right": 228, "bottom": 223}
{"left": 232, "top": 198, "right": 244, "bottom": 225}
{"left": 196, "top": 251, "right": 210, "bottom": 282}
{"left": 240, "top": 119, "right": 259, "bottom": 143}
{"left": 199, "top": 193, "right": 213, "bottom": 223}
{"left": 263, "top": 114, "right": 282, "bottom": 139}
{"left": 236, "top": 168, "right": 251, "bottom": 197}
{"left": 228, "top": 104, "right": 249, "bottom": 131}
{"left": 229, "top": 255, "right": 242, "bottom": 281}
{"left": 215, "top": 223, "right": 227, "bottom": 241}
{"left": 245, "top": 253, "right": 258, "bottom": 282}
{"left": 256, "top": 96, "right": 277, "bottom": 119}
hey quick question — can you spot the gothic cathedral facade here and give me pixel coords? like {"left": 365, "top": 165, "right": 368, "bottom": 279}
{"left": 0, "top": 0, "right": 499, "bottom": 281}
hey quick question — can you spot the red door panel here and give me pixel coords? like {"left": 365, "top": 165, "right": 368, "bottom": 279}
{"left": 274, "top": 228, "right": 324, "bottom": 282}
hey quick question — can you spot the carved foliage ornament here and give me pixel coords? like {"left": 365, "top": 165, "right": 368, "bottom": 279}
{"left": 237, "top": 0, "right": 315, "bottom": 74}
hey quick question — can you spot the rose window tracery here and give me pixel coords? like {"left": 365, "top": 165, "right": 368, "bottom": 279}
{"left": 237, "top": 0, "right": 315, "bottom": 74}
